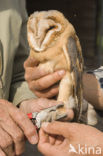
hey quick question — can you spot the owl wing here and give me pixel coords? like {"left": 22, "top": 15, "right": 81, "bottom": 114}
{"left": 63, "top": 36, "right": 84, "bottom": 122}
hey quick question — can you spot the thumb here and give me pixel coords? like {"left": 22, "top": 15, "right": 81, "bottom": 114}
{"left": 41, "top": 121, "right": 74, "bottom": 137}
{"left": 24, "top": 56, "right": 39, "bottom": 68}
{"left": 38, "top": 129, "right": 56, "bottom": 156}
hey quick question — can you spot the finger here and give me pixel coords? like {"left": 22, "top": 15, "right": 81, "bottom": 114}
{"left": 33, "top": 85, "right": 59, "bottom": 98}
{"left": 41, "top": 121, "right": 76, "bottom": 137}
{"left": 62, "top": 109, "right": 74, "bottom": 121}
{"left": 39, "top": 129, "right": 49, "bottom": 144}
{"left": 31, "top": 98, "right": 63, "bottom": 112}
{"left": 38, "top": 129, "right": 56, "bottom": 156}
{"left": 24, "top": 56, "right": 39, "bottom": 68}
{"left": 49, "top": 135, "right": 56, "bottom": 145}
{"left": 25, "top": 67, "right": 49, "bottom": 82}
{"left": 8, "top": 105, "right": 38, "bottom": 144}
{"left": 55, "top": 135, "right": 64, "bottom": 145}
{"left": 0, "top": 116, "right": 25, "bottom": 155}
{"left": 0, "top": 127, "right": 14, "bottom": 156}
{"left": 29, "top": 70, "right": 65, "bottom": 91}
{"left": 0, "top": 148, "right": 6, "bottom": 156}
{"left": 38, "top": 143, "right": 56, "bottom": 156}
{"left": 21, "top": 98, "right": 63, "bottom": 114}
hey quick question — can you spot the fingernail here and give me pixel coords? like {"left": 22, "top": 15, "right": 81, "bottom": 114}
{"left": 30, "top": 135, "right": 38, "bottom": 144}
{"left": 42, "top": 122, "right": 49, "bottom": 128}
{"left": 58, "top": 70, "right": 65, "bottom": 76}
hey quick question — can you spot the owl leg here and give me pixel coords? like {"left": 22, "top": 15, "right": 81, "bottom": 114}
{"left": 57, "top": 71, "right": 75, "bottom": 111}
{"left": 30, "top": 71, "right": 75, "bottom": 128}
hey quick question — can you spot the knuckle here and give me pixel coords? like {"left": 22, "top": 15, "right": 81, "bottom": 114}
{"left": 25, "top": 73, "right": 29, "bottom": 81}
{"left": 54, "top": 73, "right": 60, "bottom": 81}
{"left": 50, "top": 88, "right": 57, "bottom": 95}
{"left": 16, "top": 113, "right": 21, "bottom": 121}
{"left": 52, "top": 88, "right": 58, "bottom": 96}
{"left": 37, "top": 81, "right": 44, "bottom": 89}
{"left": 17, "top": 112, "right": 26, "bottom": 121}
{"left": 29, "top": 82, "right": 34, "bottom": 91}
{"left": 2, "top": 138, "right": 13, "bottom": 149}
{"left": 6, "top": 138, "right": 13, "bottom": 147}
{"left": 26, "top": 128, "right": 35, "bottom": 138}
{"left": 15, "top": 131, "right": 24, "bottom": 142}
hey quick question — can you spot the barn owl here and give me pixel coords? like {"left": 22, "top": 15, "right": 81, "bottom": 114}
{"left": 27, "top": 10, "right": 86, "bottom": 127}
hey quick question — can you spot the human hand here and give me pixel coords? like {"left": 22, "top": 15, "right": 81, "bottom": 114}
{"left": 20, "top": 98, "right": 74, "bottom": 122}
{"left": 38, "top": 122, "right": 103, "bottom": 156}
{"left": 24, "top": 56, "right": 65, "bottom": 98}
{"left": 0, "top": 99, "right": 38, "bottom": 156}
{"left": 20, "top": 98, "right": 62, "bottom": 114}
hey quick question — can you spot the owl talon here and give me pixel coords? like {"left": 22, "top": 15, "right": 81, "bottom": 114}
{"left": 33, "top": 104, "right": 67, "bottom": 128}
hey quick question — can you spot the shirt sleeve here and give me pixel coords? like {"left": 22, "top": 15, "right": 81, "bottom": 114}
{"left": 9, "top": 2, "right": 37, "bottom": 106}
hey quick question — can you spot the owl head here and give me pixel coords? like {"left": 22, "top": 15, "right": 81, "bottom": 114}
{"left": 27, "top": 10, "right": 68, "bottom": 52}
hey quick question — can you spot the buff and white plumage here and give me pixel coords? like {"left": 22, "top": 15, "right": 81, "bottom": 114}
{"left": 27, "top": 10, "right": 97, "bottom": 126}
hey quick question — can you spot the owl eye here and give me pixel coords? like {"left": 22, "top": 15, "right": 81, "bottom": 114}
{"left": 46, "top": 25, "right": 56, "bottom": 33}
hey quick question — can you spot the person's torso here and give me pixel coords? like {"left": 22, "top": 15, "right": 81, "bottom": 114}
{"left": 0, "top": 0, "right": 27, "bottom": 99}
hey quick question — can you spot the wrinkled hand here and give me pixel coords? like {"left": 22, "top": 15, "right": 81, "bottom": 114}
{"left": 0, "top": 99, "right": 38, "bottom": 156}
{"left": 20, "top": 98, "right": 74, "bottom": 122}
{"left": 20, "top": 98, "right": 62, "bottom": 114}
{"left": 24, "top": 56, "right": 65, "bottom": 98}
{"left": 38, "top": 122, "right": 103, "bottom": 156}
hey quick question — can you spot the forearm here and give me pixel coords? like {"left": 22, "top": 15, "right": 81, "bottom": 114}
{"left": 83, "top": 73, "right": 103, "bottom": 110}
